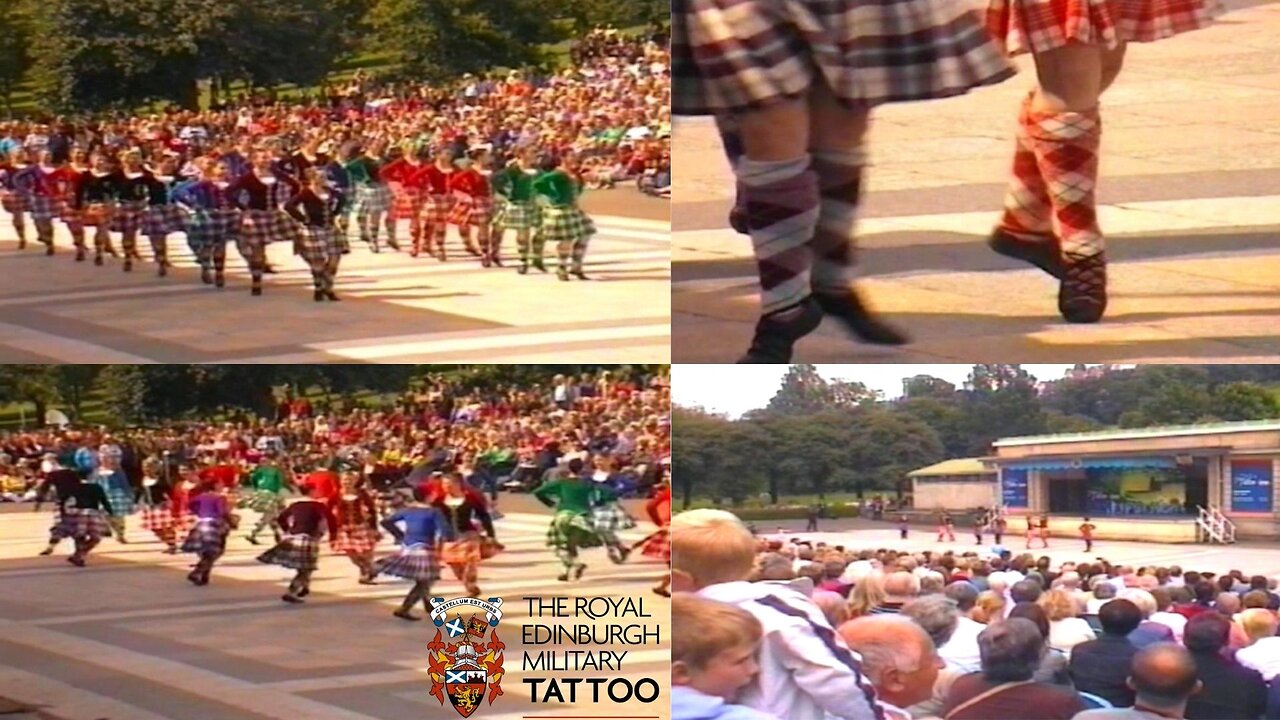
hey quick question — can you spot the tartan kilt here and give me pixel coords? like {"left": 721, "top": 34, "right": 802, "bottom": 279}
{"left": 540, "top": 206, "right": 596, "bottom": 245}
{"left": 181, "top": 517, "right": 229, "bottom": 555}
{"left": 448, "top": 196, "right": 494, "bottom": 227}
{"left": 239, "top": 209, "right": 298, "bottom": 248}
{"left": 0, "top": 190, "right": 26, "bottom": 214}
{"left": 640, "top": 527, "right": 671, "bottom": 562}
{"left": 332, "top": 524, "right": 382, "bottom": 555}
{"left": 987, "top": 0, "right": 1217, "bottom": 55}
{"left": 174, "top": 511, "right": 197, "bottom": 537}
{"left": 101, "top": 486, "right": 135, "bottom": 517}
{"left": 299, "top": 226, "right": 345, "bottom": 265}
{"left": 141, "top": 505, "right": 175, "bottom": 532}
{"left": 142, "top": 204, "right": 187, "bottom": 237}
{"left": 82, "top": 203, "right": 113, "bottom": 227}
{"left": 389, "top": 185, "right": 424, "bottom": 220}
{"left": 354, "top": 184, "right": 392, "bottom": 217}
{"left": 60, "top": 200, "right": 83, "bottom": 226}
{"left": 186, "top": 209, "right": 240, "bottom": 250}
{"left": 497, "top": 200, "right": 539, "bottom": 231}
{"left": 52, "top": 509, "right": 111, "bottom": 541}
{"left": 546, "top": 511, "right": 603, "bottom": 551}
{"left": 589, "top": 503, "right": 637, "bottom": 533}
{"left": 672, "top": 0, "right": 1016, "bottom": 115}
{"left": 110, "top": 200, "right": 146, "bottom": 233}
{"left": 257, "top": 534, "right": 320, "bottom": 571}
{"left": 29, "top": 194, "right": 60, "bottom": 222}
{"left": 238, "top": 490, "right": 283, "bottom": 515}
{"left": 420, "top": 194, "right": 451, "bottom": 227}
{"left": 440, "top": 532, "right": 483, "bottom": 566}
{"left": 374, "top": 542, "right": 440, "bottom": 581}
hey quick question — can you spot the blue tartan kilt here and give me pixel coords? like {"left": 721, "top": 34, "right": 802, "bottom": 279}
{"left": 374, "top": 543, "right": 439, "bottom": 581}
{"left": 239, "top": 209, "right": 299, "bottom": 249}
{"left": 546, "top": 511, "right": 603, "bottom": 550}
{"left": 181, "top": 517, "right": 229, "bottom": 556}
{"left": 186, "top": 208, "right": 240, "bottom": 252}
{"left": 101, "top": 486, "right": 135, "bottom": 517}
{"left": 142, "top": 204, "right": 188, "bottom": 237}
{"left": 257, "top": 534, "right": 320, "bottom": 571}
{"left": 589, "top": 503, "right": 637, "bottom": 533}
{"left": 51, "top": 509, "right": 111, "bottom": 541}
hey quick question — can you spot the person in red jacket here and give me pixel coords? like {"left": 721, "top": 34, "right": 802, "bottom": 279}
{"left": 381, "top": 145, "right": 431, "bottom": 257}
{"left": 448, "top": 147, "right": 496, "bottom": 266}
{"left": 421, "top": 148, "right": 455, "bottom": 261}
{"left": 302, "top": 465, "right": 341, "bottom": 509}
{"left": 52, "top": 150, "right": 90, "bottom": 262}
{"left": 641, "top": 478, "right": 671, "bottom": 597}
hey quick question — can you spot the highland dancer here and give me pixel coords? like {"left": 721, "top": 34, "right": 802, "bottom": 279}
{"left": 533, "top": 153, "right": 596, "bottom": 282}
{"left": 285, "top": 167, "right": 348, "bottom": 301}
{"left": 434, "top": 473, "right": 498, "bottom": 598}
{"left": 111, "top": 150, "right": 151, "bottom": 272}
{"left": 381, "top": 145, "right": 431, "bottom": 257}
{"left": 181, "top": 481, "right": 234, "bottom": 586}
{"left": 986, "top": 0, "right": 1217, "bottom": 322}
{"left": 241, "top": 454, "right": 290, "bottom": 546}
{"left": 229, "top": 151, "right": 300, "bottom": 296}
{"left": 35, "top": 456, "right": 90, "bottom": 557}
{"left": 493, "top": 149, "right": 543, "bottom": 274}
{"left": 13, "top": 150, "right": 62, "bottom": 256}
{"left": 43, "top": 475, "right": 115, "bottom": 567}
{"left": 173, "top": 158, "right": 240, "bottom": 288}
{"left": 377, "top": 488, "right": 452, "bottom": 621}
{"left": 91, "top": 452, "right": 135, "bottom": 542}
{"left": 331, "top": 471, "right": 382, "bottom": 584}
{"left": 345, "top": 143, "right": 395, "bottom": 253}
{"left": 0, "top": 149, "right": 30, "bottom": 248}
{"left": 587, "top": 462, "right": 636, "bottom": 564}
{"left": 673, "top": 0, "right": 1014, "bottom": 361}
{"left": 141, "top": 154, "right": 187, "bottom": 276}
{"left": 533, "top": 459, "right": 610, "bottom": 582}
{"left": 257, "top": 485, "right": 338, "bottom": 604}
{"left": 139, "top": 458, "right": 179, "bottom": 553}
{"left": 55, "top": 149, "right": 91, "bottom": 262}
{"left": 79, "top": 152, "right": 120, "bottom": 266}
{"left": 640, "top": 478, "right": 671, "bottom": 597}
{"left": 422, "top": 147, "right": 455, "bottom": 261}
{"left": 449, "top": 147, "right": 498, "bottom": 266}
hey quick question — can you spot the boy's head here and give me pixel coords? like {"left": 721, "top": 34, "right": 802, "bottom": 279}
{"left": 672, "top": 594, "right": 761, "bottom": 700}
{"left": 671, "top": 509, "right": 755, "bottom": 591}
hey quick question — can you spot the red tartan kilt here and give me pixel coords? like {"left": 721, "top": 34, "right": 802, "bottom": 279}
{"left": 173, "top": 512, "right": 197, "bottom": 536}
{"left": 28, "top": 194, "right": 59, "bottom": 221}
{"left": 141, "top": 505, "right": 175, "bottom": 531}
{"left": 390, "top": 186, "right": 424, "bottom": 220}
{"left": 60, "top": 199, "right": 83, "bottom": 225}
{"left": 332, "top": 524, "right": 381, "bottom": 554}
{"left": 82, "top": 203, "right": 113, "bottom": 227}
{"left": 640, "top": 528, "right": 670, "bottom": 562}
{"left": 439, "top": 533, "right": 482, "bottom": 566}
{"left": 0, "top": 191, "right": 26, "bottom": 214}
{"left": 987, "top": 0, "right": 1216, "bottom": 54}
{"left": 110, "top": 201, "right": 145, "bottom": 233}
{"left": 419, "top": 194, "right": 450, "bottom": 226}
{"left": 447, "top": 196, "right": 494, "bottom": 227}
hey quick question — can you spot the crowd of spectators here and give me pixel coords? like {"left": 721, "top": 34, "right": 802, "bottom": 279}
{"left": 672, "top": 509, "right": 1280, "bottom": 720}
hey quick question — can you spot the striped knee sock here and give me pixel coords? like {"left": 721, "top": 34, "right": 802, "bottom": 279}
{"left": 736, "top": 155, "right": 818, "bottom": 315}
{"left": 810, "top": 147, "right": 866, "bottom": 293}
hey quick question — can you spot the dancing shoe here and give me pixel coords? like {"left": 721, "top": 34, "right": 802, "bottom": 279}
{"left": 1059, "top": 252, "right": 1108, "bottom": 324}
{"left": 201, "top": 268, "right": 212, "bottom": 285}
{"left": 738, "top": 297, "right": 824, "bottom": 363}
{"left": 557, "top": 267, "right": 570, "bottom": 282}
{"left": 988, "top": 228, "right": 1065, "bottom": 280}
{"left": 533, "top": 259, "right": 547, "bottom": 273}
{"left": 481, "top": 254, "right": 492, "bottom": 268}
{"left": 572, "top": 269, "right": 589, "bottom": 281}
{"left": 652, "top": 585, "right": 671, "bottom": 598}
{"left": 297, "top": 587, "right": 310, "bottom": 598}
{"left": 282, "top": 594, "right": 303, "bottom": 604}
{"left": 314, "top": 290, "right": 325, "bottom": 303}
{"left": 491, "top": 254, "right": 503, "bottom": 268}
{"left": 16, "top": 238, "right": 24, "bottom": 249}
{"left": 251, "top": 286, "right": 262, "bottom": 297}
{"left": 75, "top": 249, "right": 85, "bottom": 262}
{"left": 263, "top": 264, "right": 277, "bottom": 274}
{"left": 215, "top": 273, "right": 225, "bottom": 289}
{"left": 44, "top": 241, "right": 54, "bottom": 256}
{"left": 245, "top": 535, "right": 260, "bottom": 545}
{"left": 94, "top": 255, "right": 104, "bottom": 266}
{"left": 387, "top": 239, "right": 401, "bottom": 252}
{"left": 572, "top": 564, "right": 587, "bottom": 580}
{"left": 517, "top": 262, "right": 529, "bottom": 275}
{"left": 814, "top": 288, "right": 910, "bottom": 345}
{"left": 325, "top": 290, "right": 340, "bottom": 302}
{"left": 38, "top": 546, "right": 53, "bottom": 556}
{"left": 67, "top": 555, "right": 85, "bottom": 567}
{"left": 123, "top": 259, "right": 132, "bottom": 272}
{"left": 393, "top": 609, "right": 421, "bottom": 621}
{"left": 358, "top": 577, "right": 377, "bottom": 586}
{"left": 729, "top": 205, "right": 748, "bottom": 234}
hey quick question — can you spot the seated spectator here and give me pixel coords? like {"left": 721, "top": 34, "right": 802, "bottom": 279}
{"left": 1009, "top": 602, "right": 1072, "bottom": 686}
{"left": 877, "top": 572, "right": 921, "bottom": 614}
{"left": 1150, "top": 587, "right": 1189, "bottom": 642}
{"left": 940, "top": 582, "right": 985, "bottom": 673}
{"left": 1070, "top": 599, "right": 1144, "bottom": 708}
{"left": 672, "top": 594, "right": 776, "bottom": 720}
{"left": 973, "top": 591, "right": 1007, "bottom": 625}
{"left": 819, "top": 559, "right": 851, "bottom": 595}
{"left": 811, "top": 590, "right": 851, "bottom": 628}
{"left": 1041, "top": 588, "right": 1096, "bottom": 656}
{"left": 1183, "top": 613, "right": 1267, "bottom": 720}
{"left": 849, "top": 570, "right": 887, "bottom": 619}
{"left": 1013, "top": 578, "right": 1045, "bottom": 605}
{"left": 1120, "top": 589, "right": 1175, "bottom": 649}
{"left": 900, "top": 595, "right": 966, "bottom": 716}
{"left": 1236, "top": 609, "right": 1280, "bottom": 683}
{"left": 1073, "top": 643, "right": 1202, "bottom": 720}
{"left": 838, "top": 615, "right": 944, "bottom": 720}
{"left": 942, "top": 618, "right": 1086, "bottom": 720}
{"left": 1088, "top": 581, "right": 1118, "bottom": 614}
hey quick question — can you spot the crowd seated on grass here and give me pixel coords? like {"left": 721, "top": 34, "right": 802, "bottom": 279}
{"left": 671, "top": 508, "right": 1280, "bottom": 720}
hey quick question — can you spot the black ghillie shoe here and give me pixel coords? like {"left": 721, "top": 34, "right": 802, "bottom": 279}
{"left": 1059, "top": 252, "right": 1108, "bottom": 324}
{"left": 814, "top": 288, "right": 910, "bottom": 346}
{"left": 738, "top": 297, "right": 823, "bottom": 363}
{"left": 988, "top": 228, "right": 1065, "bottom": 280}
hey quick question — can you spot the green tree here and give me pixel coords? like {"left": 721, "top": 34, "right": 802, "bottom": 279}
{"left": 1211, "top": 382, "right": 1280, "bottom": 422}
{"left": 902, "top": 375, "right": 957, "bottom": 399}
{"left": 0, "top": 365, "right": 59, "bottom": 427}
{"left": 53, "top": 365, "right": 102, "bottom": 421}
{"left": 0, "top": 1, "right": 33, "bottom": 116}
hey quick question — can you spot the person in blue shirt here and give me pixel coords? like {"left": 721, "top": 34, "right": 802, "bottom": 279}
{"left": 377, "top": 487, "right": 454, "bottom": 621}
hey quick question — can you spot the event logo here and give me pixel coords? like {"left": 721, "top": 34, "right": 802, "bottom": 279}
{"left": 428, "top": 597, "right": 505, "bottom": 718}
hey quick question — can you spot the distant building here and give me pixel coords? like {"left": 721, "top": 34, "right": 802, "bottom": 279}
{"left": 908, "top": 458, "right": 997, "bottom": 510}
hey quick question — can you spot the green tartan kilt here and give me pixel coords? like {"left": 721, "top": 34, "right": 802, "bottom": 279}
{"left": 239, "top": 491, "right": 283, "bottom": 515}
{"left": 546, "top": 511, "right": 603, "bottom": 551}
{"left": 539, "top": 205, "right": 596, "bottom": 245}
{"left": 496, "top": 200, "right": 540, "bottom": 231}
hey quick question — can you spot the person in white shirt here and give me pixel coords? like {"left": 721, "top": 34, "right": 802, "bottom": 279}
{"left": 672, "top": 509, "right": 882, "bottom": 720}
{"left": 939, "top": 582, "right": 985, "bottom": 673}
{"left": 1236, "top": 609, "right": 1280, "bottom": 682}
{"left": 1042, "top": 588, "right": 1096, "bottom": 656}
{"left": 1147, "top": 587, "right": 1188, "bottom": 642}
{"left": 1087, "top": 579, "right": 1117, "bottom": 615}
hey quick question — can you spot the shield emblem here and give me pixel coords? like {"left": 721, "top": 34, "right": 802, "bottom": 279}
{"left": 444, "top": 646, "right": 489, "bottom": 718}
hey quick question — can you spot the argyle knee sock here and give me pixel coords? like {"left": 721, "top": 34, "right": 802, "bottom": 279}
{"left": 809, "top": 148, "right": 866, "bottom": 293}
{"left": 571, "top": 237, "right": 589, "bottom": 272}
{"left": 998, "top": 92, "right": 1055, "bottom": 239}
{"left": 736, "top": 155, "right": 819, "bottom": 314}
{"left": 1027, "top": 106, "right": 1103, "bottom": 258}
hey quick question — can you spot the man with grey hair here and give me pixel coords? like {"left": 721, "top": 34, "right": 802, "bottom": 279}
{"left": 1074, "top": 643, "right": 1201, "bottom": 720}
{"left": 942, "top": 619, "right": 1085, "bottom": 720}
{"left": 940, "top": 581, "right": 984, "bottom": 672}
{"left": 837, "top": 615, "right": 943, "bottom": 720}
{"left": 875, "top": 571, "right": 920, "bottom": 614}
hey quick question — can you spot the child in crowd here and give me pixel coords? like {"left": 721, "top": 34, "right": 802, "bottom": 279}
{"left": 672, "top": 594, "right": 777, "bottom": 720}
{"left": 671, "top": 508, "right": 883, "bottom": 720}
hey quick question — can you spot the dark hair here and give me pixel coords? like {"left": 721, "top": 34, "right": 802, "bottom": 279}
{"left": 978, "top": 618, "right": 1043, "bottom": 683}
{"left": 567, "top": 457, "right": 584, "bottom": 474}
{"left": 1184, "top": 613, "right": 1230, "bottom": 653}
{"left": 1193, "top": 581, "right": 1216, "bottom": 605}
{"left": 945, "top": 581, "right": 979, "bottom": 612}
{"left": 1099, "top": 599, "right": 1142, "bottom": 637}
{"left": 1010, "top": 579, "right": 1043, "bottom": 604}
{"left": 1008, "top": 602, "right": 1050, "bottom": 639}
{"left": 1251, "top": 575, "right": 1269, "bottom": 590}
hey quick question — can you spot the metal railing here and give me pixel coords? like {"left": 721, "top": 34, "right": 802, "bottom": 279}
{"left": 1195, "top": 505, "right": 1237, "bottom": 544}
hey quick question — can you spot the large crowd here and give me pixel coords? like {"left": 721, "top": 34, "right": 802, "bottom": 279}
{"left": 1, "top": 368, "right": 673, "bottom": 611}
{"left": 0, "top": 29, "right": 670, "bottom": 296}
{"left": 672, "top": 509, "right": 1280, "bottom": 720}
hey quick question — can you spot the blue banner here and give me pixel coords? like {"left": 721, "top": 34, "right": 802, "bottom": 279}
{"left": 1232, "top": 461, "right": 1273, "bottom": 513}
{"left": 1002, "top": 468, "right": 1029, "bottom": 508}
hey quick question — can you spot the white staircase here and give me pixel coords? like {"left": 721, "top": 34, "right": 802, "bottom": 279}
{"left": 1196, "top": 505, "right": 1237, "bottom": 544}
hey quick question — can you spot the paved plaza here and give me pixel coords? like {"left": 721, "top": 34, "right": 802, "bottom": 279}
{"left": 0, "top": 494, "right": 671, "bottom": 720}
{"left": 0, "top": 192, "right": 670, "bottom": 364}
{"left": 673, "top": 0, "right": 1280, "bottom": 362}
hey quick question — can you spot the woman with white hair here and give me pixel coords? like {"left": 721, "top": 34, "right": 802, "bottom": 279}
{"left": 1119, "top": 588, "right": 1175, "bottom": 648}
